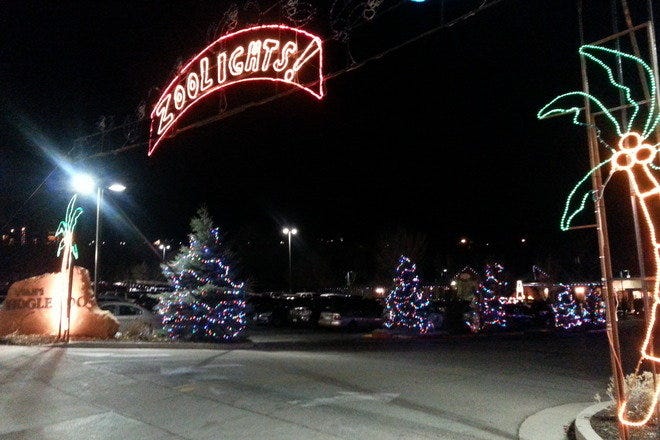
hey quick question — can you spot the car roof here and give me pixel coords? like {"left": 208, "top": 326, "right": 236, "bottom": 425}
{"left": 99, "top": 301, "right": 148, "bottom": 309}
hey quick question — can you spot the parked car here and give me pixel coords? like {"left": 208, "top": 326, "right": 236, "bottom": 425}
{"left": 287, "top": 292, "right": 320, "bottom": 327}
{"left": 318, "top": 296, "right": 384, "bottom": 331}
{"left": 130, "top": 292, "right": 161, "bottom": 311}
{"left": 247, "top": 295, "right": 282, "bottom": 326}
{"left": 99, "top": 301, "right": 161, "bottom": 333}
{"left": 97, "top": 292, "right": 130, "bottom": 303}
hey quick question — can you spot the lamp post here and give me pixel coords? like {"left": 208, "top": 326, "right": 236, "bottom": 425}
{"left": 158, "top": 243, "right": 171, "bottom": 260}
{"left": 282, "top": 227, "right": 298, "bottom": 294}
{"left": 71, "top": 173, "right": 126, "bottom": 297}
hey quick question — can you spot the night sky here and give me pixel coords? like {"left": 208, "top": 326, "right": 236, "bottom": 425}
{"left": 0, "top": 1, "right": 656, "bottom": 288}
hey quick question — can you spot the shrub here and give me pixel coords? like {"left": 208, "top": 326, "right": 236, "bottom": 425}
{"left": 607, "top": 371, "right": 659, "bottom": 422}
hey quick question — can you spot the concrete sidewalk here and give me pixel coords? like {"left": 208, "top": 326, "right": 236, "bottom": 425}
{"left": 518, "top": 402, "right": 593, "bottom": 440}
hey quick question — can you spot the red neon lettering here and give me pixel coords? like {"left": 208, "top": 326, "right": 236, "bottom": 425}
{"left": 217, "top": 52, "right": 227, "bottom": 84}
{"left": 244, "top": 40, "right": 261, "bottom": 73}
{"left": 155, "top": 94, "right": 173, "bottom": 136}
{"left": 261, "top": 39, "right": 279, "bottom": 71}
{"left": 229, "top": 46, "right": 245, "bottom": 76}
{"left": 186, "top": 72, "right": 200, "bottom": 99}
{"left": 173, "top": 85, "right": 186, "bottom": 110}
{"left": 199, "top": 57, "right": 213, "bottom": 91}
{"left": 149, "top": 24, "right": 324, "bottom": 156}
{"left": 273, "top": 41, "right": 297, "bottom": 72}
{"left": 286, "top": 40, "right": 321, "bottom": 82}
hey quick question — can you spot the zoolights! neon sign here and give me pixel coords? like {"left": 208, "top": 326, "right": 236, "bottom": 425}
{"left": 148, "top": 24, "right": 324, "bottom": 155}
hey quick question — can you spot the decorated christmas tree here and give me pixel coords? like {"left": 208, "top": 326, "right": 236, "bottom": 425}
{"left": 473, "top": 263, "right": 508, "bottom": 330}
{"left": 551, "top": 287, "right": 583, "bottom": 330}
{"left": 157, "top": 207, "right": 247, "bottom": 341}
{"left": 582, "top": 286, "right": 606, "bottom": 328}
{"left": 384, "top": 255, "right": 434, "bottom": 334}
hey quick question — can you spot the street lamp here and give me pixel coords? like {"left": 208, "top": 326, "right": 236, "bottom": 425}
{"left": 158, "top": 243, "right": 171, "bottom": 260}
{"left": 71, "top": 173, "right": 126, "bottom": 297}
{"left": 282, "top": 227, "right": 298, "bottom": 294}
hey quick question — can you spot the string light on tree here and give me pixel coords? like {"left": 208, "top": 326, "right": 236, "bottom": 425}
{"left": 157, "top": 208, "right": 246, "bottom": 342}
{"left": 551, "top": 287, "right": 583, "bottom": 330}
{"left": 582, "top": 286, "right": 606, "bottom": 329}
{"left": 472, "top": 263, "right": 508, "bottom": 330}
{"left": 384, "top": 255, "right": 434, "bottom": 334}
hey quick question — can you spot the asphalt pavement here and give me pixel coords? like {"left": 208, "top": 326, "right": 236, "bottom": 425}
{"left": 0, "top": 320, "right": 645, "bottom": 439}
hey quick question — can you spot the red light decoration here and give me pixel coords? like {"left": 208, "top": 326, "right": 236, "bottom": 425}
{"left": 539, "top": 45, "right": 660, "bottom": 427}
{"left": 611, "top": 132, "right": 660, "bottom": 427}
{"left": 148, "top": 24, "right": 324, "bottom": 156}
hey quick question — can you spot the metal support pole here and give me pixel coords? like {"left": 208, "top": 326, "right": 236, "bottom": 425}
{"left": 93, "top": 187, "right": 102, "bottom": 298}
{"left": 287, "top": 232, "right": 293, "bottom": 295}
{"left": 645, "top": 14, "right": 659, "bottom": 421}
{"left": 578, "top": 3, "right": 628, "bottom": 438}
{"left": 65, "top": 252, "right": 75, "bottom": 343}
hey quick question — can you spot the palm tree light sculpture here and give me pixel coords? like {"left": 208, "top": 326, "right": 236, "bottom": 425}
{"left": 538, "top": 44, "right": 660, "bottom": 427}
{"left": 54, "top": 195, "right": 83, "bottom": 339}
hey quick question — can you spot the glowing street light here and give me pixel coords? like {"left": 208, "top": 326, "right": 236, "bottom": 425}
{"left": 158, "top": 243, "right": 171, "bottom": 260}
{"left": 282, "top": 227, "right": 298, "bottom": 294}
{"left": 71, "top": 173, "right": 126, "bottom": 297}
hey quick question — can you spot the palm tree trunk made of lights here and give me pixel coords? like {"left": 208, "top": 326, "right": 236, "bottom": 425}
{"left": 54, "top": 195, "right": 83, "bottom": 342}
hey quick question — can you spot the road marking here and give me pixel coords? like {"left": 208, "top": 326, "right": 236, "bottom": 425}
{"left": 160, "top": 364, "right": 243, "bottom": 375}
{"left": 296, "top": 392, "right": 399, "bottom": 407}
{"left": 174, "top": 383, "right": 197, "bottom": 392}
{"left": 70, "top": 352, "right": 172, "bottom": 358}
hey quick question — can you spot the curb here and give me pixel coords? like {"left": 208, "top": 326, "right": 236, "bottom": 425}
{"left": 46, "top": 339, "right": 256, "bottom": 350}
{"left": 366, "top": 330, "right": 450, "bottom": 340}
{"left": 574, "top": 401, "right": 611, "bottom": 440}
{"left": 518, "top": 402, "right": 593, "bottom": 440}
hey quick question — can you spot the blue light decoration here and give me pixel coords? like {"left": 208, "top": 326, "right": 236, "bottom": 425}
{"left": 551, "top": 287, "right": 583, "bottom": 331}
{"left": 582, "top": 286, "right": 606, "bottom": 329}
{"left": 471, "top": 263, "right": 508, "bottom": 330}
{"left": 384, "top": 255, "right": 434, "bottom": 334}
{"left": 157, "top": 208, "right": 246, "bottom": 342}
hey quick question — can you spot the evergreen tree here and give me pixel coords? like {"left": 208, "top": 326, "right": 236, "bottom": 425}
{"left": 157, "top": 208, "right": 246, "bottom": 341}
{"left": 552, "top": 287, "right": 583, "bottom": 330}
{"left": 474, "top": 263, "right": 508, "bottom": 330}
{"left": 384, "top": 255, "right": 434, "bottom": 334}
{"left": 582, "top": 286, "right": 606, "bottom": 329}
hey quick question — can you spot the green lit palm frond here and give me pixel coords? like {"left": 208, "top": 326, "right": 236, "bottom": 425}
{"left": 538, "top": 45, "right": 659, "bottom": 138}
{"left": 559, "top": 158, "right": 611, "bottom": 231}
{"left": 579, "top": 45, "right": 659, "bottom": 137}
{"left": 55, "top": 195, "right": 84, "bottom": 260}
{"left": 537, "top": 91, "right": 621, "bottom": 134}
{"left": 538, "top": 44, "right": 660, "bottom": 231}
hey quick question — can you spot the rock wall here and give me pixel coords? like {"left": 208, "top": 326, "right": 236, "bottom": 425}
{"left": 0, "top": 267, "right": 119, "bottom": 339}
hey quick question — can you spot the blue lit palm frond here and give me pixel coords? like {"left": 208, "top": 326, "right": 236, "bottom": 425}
{"left": 538, "top": 44, "right": 660, "bottom": 230}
